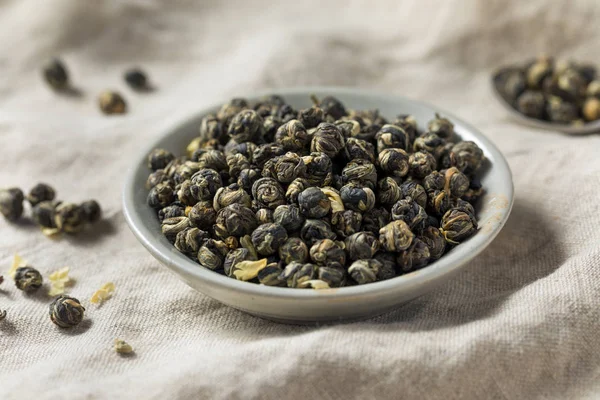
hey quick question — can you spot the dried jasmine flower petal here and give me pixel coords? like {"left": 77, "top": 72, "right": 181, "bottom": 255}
{"left": 398, "top": 181, "right": 427, "bottom": 209}
{"left": 280, "top": 262, "right": 318, "bottom": 288}
{"left": 391, "top": 197, "right": 428, "bottom": 231}
{"left": 252, "top": 177, "right": 286, "bottom": 209}
{"left": 340, "top": 183, "right": 375, "bottom": 213}
{"left": 115, "top": 339, "right": 134, "bottom": 354}
{"left": 397, "top": 238, "right": 431, "bottom": 273}
{"left": 379, "top": 220, "right": 414, "bottom": 252}
{"left": 376, "top": 124, "right": 410, "bottom": 153}
{"left": 32, "top": 200, "right": 59, "bottom": 228}
{"left": 161, "top": 216, "right": 191, "bottom": 242}
{"left": 428, "top": 113, "right": 455, "bottom": 140}
{"left": 14, "top": 266, "right": 43, "bottom": 292}
{"left": 148, "top": 149, "right": 175, "bottom": 171}
{"left": 342, "top": 159, "right": 377, "bottom": 189}
{"left": 452, "top": 141, "right": 484, "bottom": 176}
{"left": 300, "top": 219, "right": 337, "bottom": 246}
{"left": 348, "top": 259, "right": 382, "bottom": 285}
{"left": 298, "top": 187, "right": 331, "bottom": 219}
{"left": 331, "top": 210, "right": 362, "bottom": 238}
{"left": 251, "top": 223, "right": 288, "bottom": 256}
{"left": 374, "top": 252, "right": 397, "bottom": 280}
{"left": 278, "top": 237, "right": 309, "bottom": 264}
{"left": 440, "top": 209, "right": 478, "bottom": 244}
{"left": 98, "top": 90, "right": 127, "bottom": 115}
{"left": 310, "top": 122, "right": 345, "bottom": 158}
{"left": 298, "top": 279, "right": 331, "bottom": 289}
{"left": 409, "top": 151, "right": 437, "bottom": 179}
{"left": 174, "top": 227, "right": 209, "bottom": 257}
{"left": 418, "top": 226, "right": 446, "bottom": 260}
{"left": 55, "top": 203, "right": 86, "bottom": 233}
{"left": 275, "top": 120, "right": 309, "bottom": 151}
{"left": 321, "top": 187, "right": 344, "bottom": 213}
{"left": 273, "top": 204, "right": 305, "bottom": 232}
{"left": 378, "top": 148, "right": 409, "bottom": 178}
{"left": 27, "top": 183, "right": 56, "bottom": 207}
{"left": 213, "top": 184, "right": 252, "bottom": 211}
{"left": 302, "top": 152, "right": 333, "bottom": 186}
{"left": 298, "top": 106, "right": 326, "bottom": 129}
{"left": 189, "top": 169, "right": 222, "bottom": 201}
{"left": 198, "top": 239, "right": 229, "bottom": 270}
{"left": 0, "top": 188, "right": 24, "bottom": 221}
{"left": 377, "top": 177, "right": 401, "bottom": 206}
{"left": 124, "top": 68, "right": 148, "bottom": 90}
{"left": 309, "top": 239, "right": 346, "bottom": 269}
{"left": 42, "top": 58, "right": 69, "bottom": 90}
{"left": 50, "top": 295, "right": 85, "bottom": 328}
{"left": 232, "top": 258, "right": 269, "bottom": 281}
{"left": 214, "top": 204, "right": 258, "bottom": 238}
{"left": 344, "top": 231, "right": 379, "bottom": 260}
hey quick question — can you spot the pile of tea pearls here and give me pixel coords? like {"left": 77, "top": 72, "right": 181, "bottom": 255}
{"left": 0, "top": 183, "right": 102, "bottom": 235}
{"left": 498, "top": 55, "right": 600, "bottom": 124}
{"left": 145, "top": 95, "right": 484, "bottom": 289}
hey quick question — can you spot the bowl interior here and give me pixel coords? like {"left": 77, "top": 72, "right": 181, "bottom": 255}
{"left": 123, "top": 87, "right": 514, "bottom": 302}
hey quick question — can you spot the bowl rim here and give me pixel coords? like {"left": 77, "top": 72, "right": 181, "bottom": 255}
{"left": 123, "top": 86, "right": 514, "bottom": 301}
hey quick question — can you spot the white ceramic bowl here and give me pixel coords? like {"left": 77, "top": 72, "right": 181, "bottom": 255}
{"left": 123, "top": 87, "right": 514, "bottom": 323}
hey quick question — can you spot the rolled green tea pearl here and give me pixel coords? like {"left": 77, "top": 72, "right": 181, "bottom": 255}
{"left": 377, "top": 148, "right": 409, "bottom": 178}
{"left": 256, "top": 208, "right": 274, "bottom": 224}
{"left": 161, "top": 216, "right": 191, "bottom": 242}
{"left": 148, "top": 149, "right": 175, "bottom": 171}
{"left": 197, "top": 239, "right": 229, "bottom": 270}
{"left": 226, "top": 153, "right": 251, "bottom": 179}
{"left": 300, "top": 219, "right": 337, "bottom": 246}
{"left": 188, "top": 201, "right": 216, "bottom": 230}
{"left": 173, "top": 161, "right": 201, "bottom": 185}
{"left": 276, "top": 104, "right": 297, "bottom": 123}
{"left": 227, "top": 109, "right": 264, "bottom": 143}
{"left": 331, "top": 210, "right": 362, "bottom": 238}
{"left": 418, "top": 226, "right": 446, "bottom": 260}
{"left": 302, "top": 152, "right": 333, "bottom": 186}
{"left": 377, "top": 177, "right": 401, "bottom": 206}
{"left": 335, "top": 119, "right": 361, "bottom": 139}
{"left": 374, "top": 252, "right": 397, "bottom": 280}
{"left": 14, "top": 266, "right": 43, "bottom": 292}
{"left": 428, "top": 113, "right": 455, "bottom": 140}
{"left": 310, "top": 122, "right": 345, "bottom": 158}
{"left": 345, "top": 231, "right": 380, "bottom": 260}
{"left": 438, "top": 142, "right": 466, "bottom": 171}
{"left": 263, "top": 152, "right": 306, "bottom": 184}
{"left": 341, "top": 159, "right": 377, "bottom": 190}
{"left": 440, "top": 209, "right": 478, "bottom": 244}
{"left": 214, "top": 204, "right": 258, "bottom": 238}
{"left": 251, "top": 223, "right": 288, "bottom": 256}
{"left": 213, "top": 184, "right": 252, "bottom": 211}
{"left": 42, "top": 58, "right": 69, "bottom": 90}
{"left": 253, "top": 143, "right": 286, "bottom": 168}
{"left": 526, "top": 60, "right": 552, "bottom": 89}
{"left": 237, "top": 168, "right": 262, "bottom": 193}
{"left": 176, "top": 180, "right": 195, "bottom": 206}
{"left": 348, "top": 259, "right": 382, "bottom": 285}
{"left": 443, "top": 168, "right": 470, "bottom": 198}
{"left": 32, "top": 200, "right": 59, "bottom": 228}
{"left": 258, "top": 263, "right": 286, "bottom": 286}
{"left": 546, "top": 97, "right": 579, "bottom": 123}
{"left": 124, "top": 68, "right": 149, "bottom": 90}
{"left": 199, "top": 113, "right": 223, "bottom": 143}
{"left": 298, "top": 187, "right": 331, "bottom": 219}
{"left": 217, "top": 98, "right": 249, "bottom": 128}
{"left": 158, "top": 202, "right": 185, "bottom": 223}
{"left": 399, "top": 181, "right": 428, "bottom": 209}
{"left": 0, "top": 188, "right": 24, "bottom": 221}
{"left": 263, "top": 115, "right": 283, "bottom": 142}
{"left": 55, "top": 203, "right": 86, "bottom": 233}
{"left": 298, "top": 106, "right": 326, "bottom": 129}
{"left": 423, "top": 171, "right": 445, "bottom": 193}
{"left": 224, "top": 248, "right": 254, "bottom": 277}
{"left": 193, "top": 149, "right": 228, "bottom": 171}
{"left": 340, "top": 183, "right": 375, "bottom": 213}
{"left": 278, "top": 237, "right": 309, "bottom": 264}
{"left": 397, "top": 238, "right": 431, "bottom": 273}
{"left": 273, "top": 204, "right": 305, "bottom": 232}
{"left": 452, "top": 141, "right": 484, "bottom": 175}
{"left": 343, "top": 137, "right": 375, "bottom": 163}
{"left": 98, "top": 91, "right": 127, "bottom": 115}
{"left": 146, "top": 169, "right": 170, "bottom": 189}
{"left": 409, "top": 151, "right": 437, "bottom": 179}
{"left": 279, "top": 262, "right": 318, "bottom": 288}
{"left": 391, "top": 197, "right": 428, "bottom": 231}
{"left": 80, "top": 200, "right": 102, "bottom": 224}
{"left": 309, "top": 239, "right": 346, "bottom": 269}
{"left": 224, "top": 140, "right": 257, "bottom": 161}
{"left": 252, "top": 178, "right": 286, "bottom": 209}
{"left": 275, "top": 119, "right": 309, "bottom": 151}
{"left": 516, "top": 91, "right": 545, "bottom": 119}
{"left": 313, "top": 95, "right": 347, "bottom": 120}
{"left": 379, "top": 220, "right": 414, "bottom": 252}
{"left": 49, "top": 295, "right": 85, "bottom": 328}
{"left": 393, "top": 114, "right": 418, "bottom": 143}
{"left": 361, "top": 207, "right": 391, "bottom": 235}
{"left": 189, "top": 169, "right": 222, "bottom": 201}
{"left": 375, "top": 124, "right": 410, "bottom": 153}
{"left": 174, "top": 227, "right": 209, "bottom": 257}
{"left": 413, "top": 133, "right": 444, "bottom": 154}
{"left": 27, "top": 183, "right": 56, "bottom": 207}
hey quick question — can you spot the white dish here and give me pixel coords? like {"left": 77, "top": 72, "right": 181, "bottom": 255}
{"left": 123, "top": 87, "right": 514, "bottom": 323}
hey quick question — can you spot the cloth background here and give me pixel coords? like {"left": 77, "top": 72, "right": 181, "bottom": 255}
{"left": 1, "top": 0, "right": 600, "bottom": 398}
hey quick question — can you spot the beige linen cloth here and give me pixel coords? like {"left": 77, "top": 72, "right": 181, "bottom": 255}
{"left": 1, "top": 0, "right": 600, "bottom": 399}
